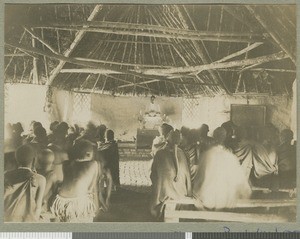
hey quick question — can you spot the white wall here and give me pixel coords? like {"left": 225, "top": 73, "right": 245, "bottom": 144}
{"left": 182, "top": 94, "right": 293, "bottom": 136}
{"left": 5, "top": 84, "right": 50, "bottom": 134}
{"left": 6, "top": 84, "right": 293, "bottom": 140}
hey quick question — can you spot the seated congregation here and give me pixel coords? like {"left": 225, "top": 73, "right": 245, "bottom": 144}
{"left": 4, "top": 120, "right": 296, "bottom": 222}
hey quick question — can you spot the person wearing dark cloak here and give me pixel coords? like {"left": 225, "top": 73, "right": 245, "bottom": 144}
{"left": 180, "top": 128, "right": 199, "bottom": 182}
{"left": 151, "top": 123, "right": 174, "bottom": 157}
{"left": 149, "top": 130, "right": 192, "bottom": 220}
{"left": 97, "top": 130, "right": 120, "bottom": 190}
{"left": 277, "top": 129, "right": 296, "bottom": 189}
{"left": 4, "top": 144, "right": 46, "bottom": 222}
{"left": 221, "top": 121, "right": 238, "bottom": 150}
{"left": 233, "top": 126, "right": 255, "bottom": 179}
{"left": 47, "top": 121, "right": 59, "bottom": 144}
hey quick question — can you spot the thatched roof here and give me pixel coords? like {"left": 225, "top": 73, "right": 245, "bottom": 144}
{"left": 5, "top": 4, "right": 296, "bottom": 96}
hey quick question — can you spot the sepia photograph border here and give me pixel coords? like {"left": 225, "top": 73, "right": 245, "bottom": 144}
{"left": 0, "top": 0, "right": 299, "bottom": 233}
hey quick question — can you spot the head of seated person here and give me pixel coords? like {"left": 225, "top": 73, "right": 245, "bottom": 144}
{"left": 15, "top": 144, "right": 36, "bottom": 169}
{"left": 54, "top": 122, "right": 69, "bottom": 138}
{"left": 159, "top": 123, "right": 173, "bottom": 139}
{"left": 34, "top": 126, "right": 47, "bottom": 140}
{"left": 166, "top": 130, "right": 181, "bottom": 148}
{"left": 213, "top": 127, "right": 227, "bottom": 146}
{"left": 198, "top": 124, "right": 209, "bottom": 138}
{"left": 70, "top": 139, "right": 94, "bottom": 161}
{"left": 106, "top": 129, "right": 115, "bottom": 142}
{"left": 49, "top": 121, "right": 59, "bottom": 133}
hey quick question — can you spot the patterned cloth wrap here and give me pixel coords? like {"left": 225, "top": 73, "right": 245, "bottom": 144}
{"left": 51, "top": 194, "right": 96, "bottom": 222}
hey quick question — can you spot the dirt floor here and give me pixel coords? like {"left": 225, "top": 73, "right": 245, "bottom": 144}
{"left": 94, "top": 187, "right": 155, "bottom": 222}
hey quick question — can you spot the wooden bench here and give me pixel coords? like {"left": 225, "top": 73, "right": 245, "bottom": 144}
{"left": 164, "top": 197, "right": 296, "bottom": 223}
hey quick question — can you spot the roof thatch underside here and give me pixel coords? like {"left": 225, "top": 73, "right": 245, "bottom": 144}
{"left": 5, "top": 4, "right": 296, "bottom": 97}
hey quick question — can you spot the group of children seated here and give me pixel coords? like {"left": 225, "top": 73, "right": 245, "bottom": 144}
{"left": 4, "top": 121, "right": 120, "bottom": 222}
{"left": 149, "top": 122, "right": 296, "bottom": 220}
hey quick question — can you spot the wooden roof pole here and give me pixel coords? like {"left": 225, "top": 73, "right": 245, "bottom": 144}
{"left": 140, "top": 51, "right": 288, "bottom": 76}
{"left": 8, "top": 42, "right": 288, "bottom": 78}
{"left": 36, "top": 26, "right": 263, "bottom": 43}
{"left": 175, "top": 5, "right": 231, "bottom": 94}
{"left": 46, "top": 4, "right": 102, "bottom": 86}
{"left": 31, "top": 21, "right": 264, "bottom": 38}
{"left": 24, "top": 27, "right": 59, "bottom": 55}
{"left": 246, "top": 6, "right": 296, "bottom": 65}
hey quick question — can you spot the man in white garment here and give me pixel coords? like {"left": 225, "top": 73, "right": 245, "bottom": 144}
{"left": 146, "top": 95, "right": 161, "bottom": 117}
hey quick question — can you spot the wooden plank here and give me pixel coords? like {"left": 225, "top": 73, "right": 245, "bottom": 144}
{"left": 164, "top": 210, "right": 288, "bottom": 223}
{"left": 165, "top": 198, "right": 296, "bottom": 208}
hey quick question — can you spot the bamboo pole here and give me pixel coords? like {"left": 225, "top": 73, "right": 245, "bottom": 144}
{"left": 246, "top": 6, "right": 295, "bottom": 64}
{"left": 47, "top": 4, "right": 103, "bottom": 86}
{"left": 215, "top": 42, "right": 263, "bottom": 63}
{"left": 223, "top": 6, "right": 256, "bottom": 31}
{"left": 31, "top": 36, "right": 39, "bottom": 84}
{"left": 215, "top": 68, "right": 296, "bottom": 73}
{"left": 7, "top": 41, "right": 289, "bottom": 81}
{"left": 24, "top": 27, "right": 59, "bottom": 55}
{"left": 118, "top": 79, "right": 159, "bottom": 89}
{"left": 139, "top": 51, "right": 288, "bottom": 76}
{"left": 60, "top": 68, "right": 123, "bottom": 75}
{"left": 33, "top": 26, "right": 265, "bottom": 44}
{"left": 148, "top": 7, "right": 190, "bottom": 95}
{"left": 5, "top": 30, "right": 27, "bottom": 72}
{"left": 5, "top": 53, "right": 28, "bottom": 57}
{"left": 174, "top": 6, "right": 230, "bottom": 94}
{"left": 30, "top": 20, "right": 264, "bottom": 38}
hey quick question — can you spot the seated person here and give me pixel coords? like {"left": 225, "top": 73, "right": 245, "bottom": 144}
{"left": 180, "top": 127, "right": 199, "bottom": 182}
{"left": 221, "top": 121, "right": 238, "bottom": 150}
{"left": 97, "top": 153, "right": 113, "bottom": 212}
{"left": 36, "top": 149, "right": 60, "bottom": 215}
{"left": 151, "top": 123, "right": 174, "bottom": 157}
{"left": 149, "top": 130, "right": 192, "bottom": 220}
{"left": 213, "top": 127, "right": 227, "bottom": 147}
{"left": 4, "top": 144, "right": 46, "bottom": 222}
{"left": 193, "top": 145, "right": 251, "bottom": 210}
{"left": 233, "top": 126, "right": 255, "bottom": 179}
{"left": 50, "top": 140, "right": 102, "bottom": 222}
{"left": 146, "top": 95, "right": 161, "bottom": 116}
{"left": 31, "top": 126, "right": 48, "bottom": 150}
{"left": 48, "top": 144, "right": 69, "bottom": 183}
{"left": 277, "top": 129, "right": 296, "bottom": 188}
{"left": 98, "top": 130, "right": 120, "bottom": 190}
{"left": 23, "top": 121, "right": 43, "bottom": 145}
{"left": 47, "top": 121, "right": 59, "bottom": 144}
{"left": 250, "top": 126, "right": 279, "bottom": 190}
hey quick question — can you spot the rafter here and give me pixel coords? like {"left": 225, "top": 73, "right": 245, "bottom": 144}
{"left": 24, "top": 27, "right": 59, "bottom": 55}
{"left": 33, "top": 26, "right": 265, "bottom": 44}
{"left": 215, "top": 42, "right": 263, "bottom": 63}
{"left": 31, "top": 20, "right": 265, "bottom": 38}
{"left": 246, "top": 6, "right": 296, "bottom": 64}
{"left": 47, "top": 5, "right": 103, "bottom": 86}
{"left": 139, "top": 51, "right": 288, "bottom": 76}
